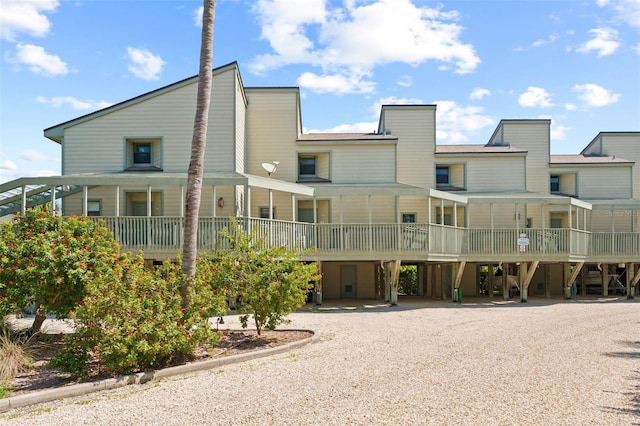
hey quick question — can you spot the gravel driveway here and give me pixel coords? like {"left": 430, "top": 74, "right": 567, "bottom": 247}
{"left": 2, "top": 297, "right": 638, "bottom": 425}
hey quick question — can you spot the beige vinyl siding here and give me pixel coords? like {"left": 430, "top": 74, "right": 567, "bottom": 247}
{"left": 330, "top": 145, "right": 395, "bottom": 183}
{"left": 61, "top": 185, "right": 236, "bottom": 217}
{"left": 591, "top": 209, "right": 636, "bottom": 232}
{"left": 245, "top": 89, "right": 299, "bottom": 181}
{"left": 63, "top": 68, "right": 238, "bottom": 175}
{"left": 465, "top": 156, "right": 526, "bottom": 192}
{"left": 501, "top": 121, "right": 550, "bottom": 194}
{"left": 578, "top": 166, "right": 631, "bottom": 199}
{"left": 234, "top": 72, "right": 247, "bottom": 173}
{"left": 599, "top": 134, "right": 640, "bottom": 199}
{"left": 467, "top": 204, "right": 521, "bottom": 228}
{"left": 381, "top": 106, "right": 436, "bottom": 188}
{"left": 337, "top": 195, "right": 398, "bottom": 223}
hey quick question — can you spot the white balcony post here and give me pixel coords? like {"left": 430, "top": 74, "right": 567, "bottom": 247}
{"left": 452, "top": 201, "right": 458, "bottom": 253}
{"left": 313, "top": 198, "right": 317, "bottom": 223}
{"left": 368, "top": 195, "right": 372, "bottom": 251}
{"left": 291, "top": 194, "right": 296, "bottom": 222}
{"left": 269, "top": 189, "right": 273, "bottom": 219}
{"left": 146, "top": 185, "right": 152, "bottom": 217}
{"left": 21, "top": 185, "right": 27, "bottom": 215}
{"left": 50, "top": 186, "right": 56, "bottom": 215}
{"left": 180, "top": 185, "right": 185, "bottom": 217}
{"left": 246, "top": 186, "right": 251, "bottom": 217}
{"left": 212, "top": 186, "right": 217, "bottom": 216}
{"left": 82, "top": 186, "right": 88, "bottom": 215}
{"left": 115, "top": 186, "right": 120, "bottom": 217}
{"left": 339, "top": 195, "right": 344, "bottom": 250}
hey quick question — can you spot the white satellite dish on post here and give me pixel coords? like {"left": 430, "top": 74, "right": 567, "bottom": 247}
{"left": 261, "top": 161, "right": 280, "bottom": 177}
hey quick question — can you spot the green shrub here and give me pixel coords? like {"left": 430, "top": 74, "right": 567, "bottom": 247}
{"left": 398, "top": 265, "right": 418, "bottom": 295}
{"left": 211, "top": 219, "right": 320, "bottom": 335}
{"left": 51, "top": 255, "right": 227, "bottom": 376}
{"left": 0, "top": 207, "right": 123, "bottom": 333}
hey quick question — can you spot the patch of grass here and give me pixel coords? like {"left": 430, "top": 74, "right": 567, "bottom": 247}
{"left": 0, "top": 383, "right": 14, "bottom": 398}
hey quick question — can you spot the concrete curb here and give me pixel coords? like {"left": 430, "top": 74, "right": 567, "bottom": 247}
{"left": 0, "top": 329, "right": 318, "bottom": 412}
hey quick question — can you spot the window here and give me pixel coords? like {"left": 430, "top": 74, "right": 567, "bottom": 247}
{"left": 125, "top": 138, "right": 162, "bottom": 171}
{"left": 133, "top": 143, "right": 152, "bottom": 164}
{"left": 87, "top": 200, "right": 101, "bottom": 217}
{"left": 402, "top": 213, "right": 416, "bottom": 223}
{"left": 550, "top": 175, "right": 560, "bottom": 193}
{"left": 435, "top": 213, "right": 452, "bottom": 226}
{"left": 259, "top": 207, "right": 276, "bottom": 219}
{"left": 436, "top": 166, "right": 450, "bottom": 186}
{"left": 298, "top": 156, "right": 317, "bottom": 177}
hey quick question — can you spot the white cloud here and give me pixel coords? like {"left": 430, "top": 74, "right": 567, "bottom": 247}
{"left": 305, "top": 121, "right": 378, "bottom": 134}
{"left": 434, "top": 100, "right": 495, "bottom": 144}
{"left": 469, "top": 87, "right": 491, "bottom": 100}
{"left": 532, "top": 33, "right": 559, "bottom": 47}
{"left": 564, "top": 103, "right": 578, "bottom": 111}
{"left": 550, "top": 124, "right": 570, "bottom": 140}
{"left": 367, "top": 95, "right": 425, "bottom": 118}
{"left": 573, "top": 83, "right": 621, "bottom": 107}
{"left": 11, "top": 43, "right": 68, "bottom": 76}
{"left": 251, "top": 0, "right": 480, "bottom": 95}
{"left": 0, "top": 160, "right": 18, "bottom": 170}
{"left": 577, "top": 28, "right": 620, "bottom": 57}
{"left": 126, "top": 47, "right": 165, "bottom": 81}
{"left": 0, "top": 0, "right": 59, "bottom": 41}
{"left": 20, "top": 150, "right": 48, "bottom": 162}
{"left": 597, "top": 0, "right": 640, "bottom": 30}
{"left": 397, "top": 75, "right": 413, "bottom": 87}
{"left": 518, "top": 86, "right": 554, "bottom": 108}
{"left": 194, "top": 6, "right": 204, "bottom": 27}
{"left": 36, "top": 96, "right": 113, "bottom": 110}
{"left": 298, "top": 71, "right": 376, "bottom": 94}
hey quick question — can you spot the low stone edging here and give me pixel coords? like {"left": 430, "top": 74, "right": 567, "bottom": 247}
{"left": 0, "top": 329, "right": 318, "bottom": 412}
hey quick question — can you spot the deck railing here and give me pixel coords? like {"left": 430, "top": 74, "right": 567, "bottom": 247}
{"left": 97, "top": 217, "right": 639, "bottom": 260}
{"left": 590, "top": 232, "right": 640, "bottom": 258}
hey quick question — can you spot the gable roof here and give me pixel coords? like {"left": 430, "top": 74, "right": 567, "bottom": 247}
{"left": 43, "top": 61, "right": 241, "bottom": 143}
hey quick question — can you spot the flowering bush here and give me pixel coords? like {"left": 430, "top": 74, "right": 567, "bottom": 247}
{"left": 51, "top": 254, "right": 228, "bottom": 376}
{"left": 0, "top": 207, "right": 123, "bottom": 333}
{"left": 210, "top": 219, "right": 320, "bottom": 335}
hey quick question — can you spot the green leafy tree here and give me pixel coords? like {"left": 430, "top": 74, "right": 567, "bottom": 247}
{"left": 51, "top": 254, "right": 227, "bottom": 376}
{"left": 0, "top": 207, "right": 123, "bottom": 334}
{"left": 211, "top": 220, "right": 320, "bottom": 335}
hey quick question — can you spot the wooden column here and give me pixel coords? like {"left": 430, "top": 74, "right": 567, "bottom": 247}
{"left": 602, "top": 264, "right": 609, "bottom": 297}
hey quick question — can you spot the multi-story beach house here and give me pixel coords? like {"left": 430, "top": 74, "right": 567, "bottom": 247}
{"left": 1, "top": 62, "right": 638, "bottom": 303}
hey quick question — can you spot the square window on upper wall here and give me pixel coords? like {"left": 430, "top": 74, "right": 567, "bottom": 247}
{"left": 125, "top": 138, "right": 163, "bottom": 171}
{"left": 299, "top": 156, "right": 317, "bottom": 177}
{"left": 436, "top": 166, "right": 450, "bottom": 186}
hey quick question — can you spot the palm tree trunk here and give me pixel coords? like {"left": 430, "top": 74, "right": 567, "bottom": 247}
{"left": 181, "top": 0, "right": 216, "bottom": 308}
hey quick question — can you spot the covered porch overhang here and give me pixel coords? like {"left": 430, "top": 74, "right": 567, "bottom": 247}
{"left": 1, "top": 172, "right": 315, "bottom": 218}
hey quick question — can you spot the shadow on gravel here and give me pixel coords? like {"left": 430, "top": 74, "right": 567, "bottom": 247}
{"left": 601, "top": 369, "right": 640, "bottom": 420}
{"left": 604, "top": 341, "right": 640, "bottom": 359}
{"left": 298, "top": 296, "right": 632, "bottom": 314}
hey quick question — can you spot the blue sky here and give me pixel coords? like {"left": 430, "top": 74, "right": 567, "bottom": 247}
{"left": 1, "top": 0, "right": 639, "bottom": 184}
